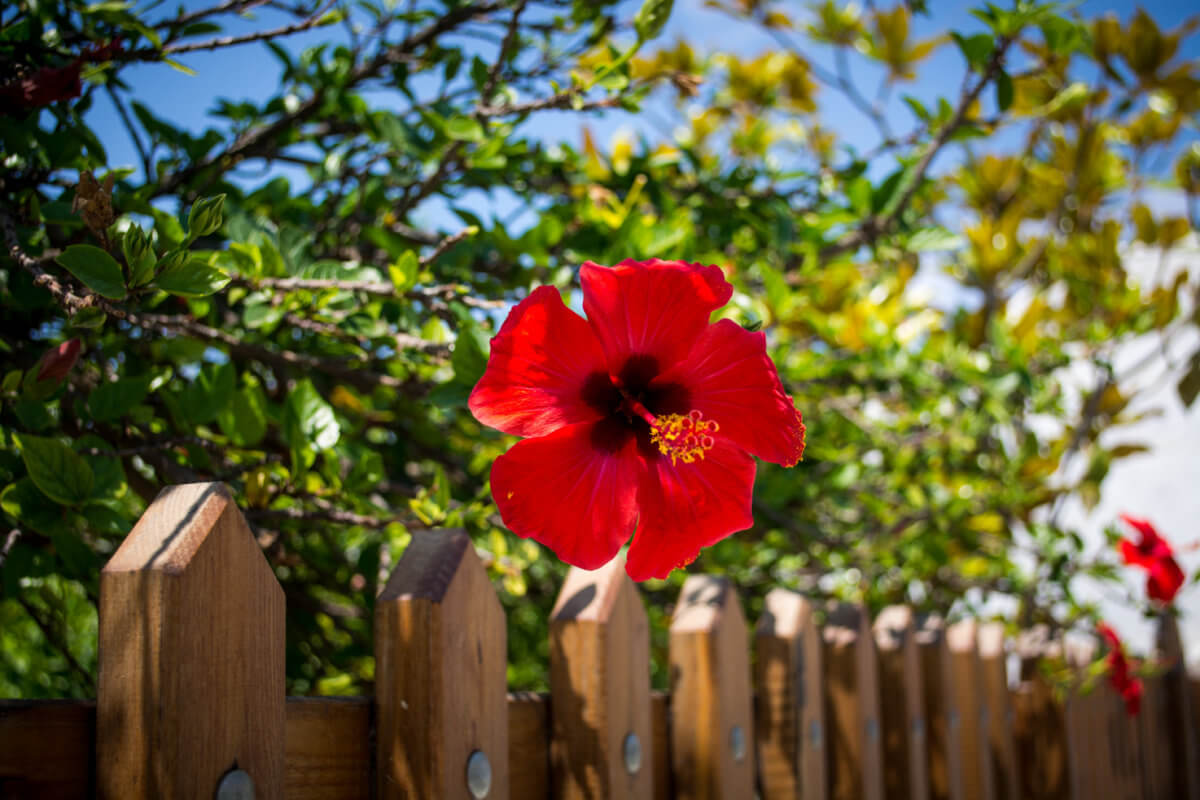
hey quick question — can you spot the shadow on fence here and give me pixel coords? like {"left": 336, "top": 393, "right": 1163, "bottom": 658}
{"left": 1, "top": 480, "right": 1198, "bottom": 799}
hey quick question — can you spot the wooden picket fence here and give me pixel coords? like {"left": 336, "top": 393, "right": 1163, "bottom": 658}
{"left": 1, "top": 481, "right": 1198, "bottom": 799}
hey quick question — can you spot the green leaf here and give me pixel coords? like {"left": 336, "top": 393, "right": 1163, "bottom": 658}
{"left": 164, "top": 57, "right": 196, "bottom": 75}
{"left": 122, "top": 225, "right": 157, "bottom": 287}
{"left": 69, "top": 307, "right": 107, "bottom": 329}
{"left": 387, "top": 251, "right": 419, "bottom": 292}
{"left": 1178, "top": 352, "right": 1200, "bottom": 407}
{"left": 450, "top": 312, "right": 489, "bottom": 387}
{"left": 153, "top": 259, "right": 231, "bottom": 297}
{"left": 951, "top": 32, "right": 994, "bottom": 71}
{"left": 995, "top": 69, "right": 1014, "bottom": 112}
{"left": 187, "top": 194, "right": 226, "bottom": 240}
{"left": 217, "top": 384, "right": 269, "bottom": 447}
{"left": 56, "top": 244, "right": 126, "bottom": 300}
{"left": 445, "top": 115, "right": 484, "bottom": 142}
{"left": 88, "top": 375, "right": 151, "bottom": 422}
{"left": 1, "top": 479, "right": 68, "bottom": 538}
{"left": 15, "top": 434, "right": 95, "bottom": 506}
{"left": 283, "top": 380, "right": 340, "bottom": 472}
{"left": 908, "top": 227, "right": 965, "bottom": 251}
{"left": 180, "top": 362, "right": 235, "bottom": 424}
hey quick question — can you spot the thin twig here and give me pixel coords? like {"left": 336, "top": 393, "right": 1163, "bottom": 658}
{"left": 475, "top": 92, "right": 620, "bottom": 118}
{"left": 162, "top": 0, "right": 336, "bottom": 55}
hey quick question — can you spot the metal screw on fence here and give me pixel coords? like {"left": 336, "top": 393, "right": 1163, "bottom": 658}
{"left": 215, "top": 768, "right": 255, "bottom": 800}
{"left": 465, "top": 750, "right": 491, "bottom": 798}
{"left": 912, "top": 716, "right": 926, "bottom": 740}
{"left": 623, "top": 731, "right": 643, "bottom": 775}
{"left": 809, "top": 719, "right": 823, "bottom": 749}
{"left": 866, "top": 717, "right": 879, "bottom": 742}
{"left": 729, "top": 724, "right": 747, "bottom": 762}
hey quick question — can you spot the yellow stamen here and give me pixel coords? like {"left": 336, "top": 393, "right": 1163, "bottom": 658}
{"left": 651, "top": 409, "right": 719, "bottom": 465}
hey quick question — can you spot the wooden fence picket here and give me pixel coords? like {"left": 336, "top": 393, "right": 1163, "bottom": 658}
{"left": 97, "top": 482, "right": 286, "bottom": 799}
{"left": 374, "top": 529, "right": 508, "bottom": 799}
{"left": 915, "top": 614, "right": 963, "bottom": 800}
{"left": 1156, "top": 614, "right": 1200, "bottom": 799}
{"left": 668, "top": 575, "right": 755, "bottom": 800}
{"left": 508, "top": 692, "right": 550, "bottom": 799}
{"left": 754, "top": 588, "right": 827, "bottom": 800}
{"left": 822, "top": 603, "right": 885, "bottom": 800}
{"left": 947, "top": 620, "right": 994, "bottom": 800}
{"left": 977, "top": 622, "right": 1017, "bottom": 800}
{"left": 1012, "top": 629, "right": 1069, "bottom": 800}
{"left": 549, "top": 555, "right": 654, "bottom": 800}
{"left": 873, "top": 605, "right": 929, "bottom": 800}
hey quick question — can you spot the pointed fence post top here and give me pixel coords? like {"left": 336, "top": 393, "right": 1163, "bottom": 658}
{"left": 873, "top": 605, "right": 915, "bottom": 651}
{"left": 104, "top": 482, "right": 256, "bottom": 575}
{"left": 671, "top": 574, "right": 743, "bottom": 634}
{"left": 978, "top": 621, "right": 1007, "bottom": 659}
{"left": 551, "top": 555, "right": 637, "bottom": 624}
{"left": 915, "top": 612, "right": 947, "bottom": 645}
{"left": 947, "top": 619, "right": 979, "bottom": 653}
{"left": 379, "top": 529, "right": 488, "bottom": 605}
{"left": 758, "top": 586, "right": 816, "bottom": 639}
{"left": 1156, "top": 612, "right": 1185, "bottom": 666}
{"left": 823, "top": 602, "right": 869, "bottom": 647}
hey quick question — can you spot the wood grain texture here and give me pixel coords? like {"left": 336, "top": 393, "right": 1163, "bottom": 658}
{"left": 822, "top": 603, "right": 884, "bottom": 800}
{"left": 1012, "top": 628, "right": 1069, "bottom": 800}
{"left": 915, "top": 614, "right": 963, "bottom": 800}
{"left": 375, "top": 529, "right": 508, "bottom": 800}
{"left": 668, "top": 575, "right": 755, "bottom": 800}
{"left": 754, "top": 588, "right": 826, "bottom": 800}
{"left": 977, "top": 622, "right": 1017, "bottom": 800}
{"left": 0, "top": 699, "right": 94, "bottom": 799}
{"left": 1064, "top": 682, "right": 1141, "bottom": 800}
{"left": 549, "top": 555, "right": 653, "bottom": 800}
{"left": 946, "top": 619, "right": 994, "bottom": 800}
{"left": 97, "top": 482, "right": 285, "bottom": 800}
{"left": 508, "top": 692, "right": 550, "bottom": 800}
{"left": 1155, "top": 614, "right": 1200, "bottom": 799}
{"left": 873, "top": 606, "right": 929, "bottom": 800}
{"left": 652, "top": 691, "right": 673, "bottom": 800}
{"left": 285, "top": 697, "right": 371, "bottom": 800}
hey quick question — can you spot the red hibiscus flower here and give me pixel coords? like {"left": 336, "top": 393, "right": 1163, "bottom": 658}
{"left": 469, "top": 258, "right": 805, "bottom": 581}
{"left": 1097, "top": 622, "right": 1142, "bottom": 716}
{"left": 1119, "top": 513, "right": 1185, "bottom": 606}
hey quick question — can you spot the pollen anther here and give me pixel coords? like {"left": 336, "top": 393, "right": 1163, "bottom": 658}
{"left": 651, "top": 409, "right": 719, "bottom": 465}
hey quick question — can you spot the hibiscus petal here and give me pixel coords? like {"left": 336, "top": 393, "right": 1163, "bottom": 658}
{"left": 1119, "top": 538, "right": 1155, "bottom": 569}
{"left": 1146, "top": 556, "right": 1184, "bottom": 605}
{"left": 652, "top": 319, "right": 805, "bottom": 466}
{"left": 581, "top": 259, "right": 733, "bottom": 374}
{"left": 490, "top": 421, "right": 641, "bottom": 570}
{"left": 625, "top": 440, "right": 755, "bottom": 581}
{"left": 469, "top": 285, "right": 609, "bottom": 438}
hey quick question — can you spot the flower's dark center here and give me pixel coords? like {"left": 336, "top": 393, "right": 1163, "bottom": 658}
{"left": 582, "top": 354, "right": 713, "bottom": 463}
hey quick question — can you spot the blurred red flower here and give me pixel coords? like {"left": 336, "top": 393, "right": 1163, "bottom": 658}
{"left": 1097, "top": 622, "right": 1142, "bottom": 716}
{"left": 1119, "top": 513, "right": 1184, "bottom": 606}
{"left": 469, "top": 258, "right": 805, "bottom": 581}
{"left": 0, "top": 39, "right": 122, "bottom": 115}
{"left": 35, "top": 339, "right": 82, "bottom": 383}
